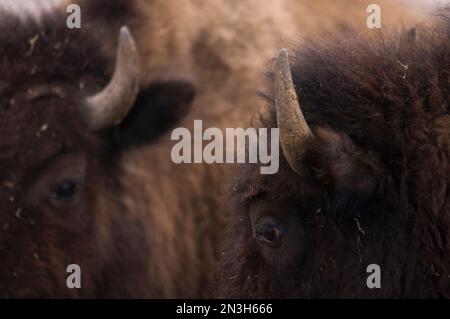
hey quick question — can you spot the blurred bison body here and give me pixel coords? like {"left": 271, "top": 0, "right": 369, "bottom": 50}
{"left": 0, "top": 2, "right": 195, "bottom": 297}
{"left": 219, "top": 11, "right": 450, "bottom": 298}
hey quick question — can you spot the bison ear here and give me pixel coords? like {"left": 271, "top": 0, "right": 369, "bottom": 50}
{"left": 106, "top": 79, "right": 195, "bottom": 151}
{"left": 309, "top": 128, "right": 381, "bottom": 202}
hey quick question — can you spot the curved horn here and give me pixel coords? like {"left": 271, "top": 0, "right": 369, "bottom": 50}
{"left": 275, "top": 49, "right": 312, "bottom": 174}
{"left": 84, "top": 26, "right": 140, "bottom": 130}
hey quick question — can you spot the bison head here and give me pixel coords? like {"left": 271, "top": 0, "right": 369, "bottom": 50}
{"left": 0, "top": 20, "right": 194, "bottom": 297}
{"left": 219, "top": 20, "right": 450, "bottom": 298}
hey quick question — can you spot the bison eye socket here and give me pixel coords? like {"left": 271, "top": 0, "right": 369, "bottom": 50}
{"left": 255, "top": 218, "right": 283, "bottom": 248}
{"left": 51, "top": 179, "right": 81, "bottom": 205}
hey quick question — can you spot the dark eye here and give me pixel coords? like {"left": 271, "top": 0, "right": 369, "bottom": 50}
{"left": 254, "top": 218, "right": 283, "bottom": 248}
{"left": 261, "top": 226, "right": 280, "bottom": 243}
{"left": 51, "top": 179, "right": 80, "bottom": 205}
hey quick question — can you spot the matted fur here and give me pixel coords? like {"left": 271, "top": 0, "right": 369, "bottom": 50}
{"left": 0, "top": 0, "right": 426, "bottom": 297}
{"left": 218, "top": 8, "right": 450, "bottom": 298}
{"left": 0, "top": 0, "right": 198, "bottom": 298}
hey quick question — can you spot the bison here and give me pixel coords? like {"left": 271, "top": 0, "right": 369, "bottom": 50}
{"left": 0, "top": 0, "right": 426, "bottom": 298}
{"left": 0, "top": 1, "right": 198, "bottom": 297}
{"left": 102, "top": 0, "right": 424, "bottom": 299}
{"left": 218, "top": 8, "right": 450, "bottom": 298}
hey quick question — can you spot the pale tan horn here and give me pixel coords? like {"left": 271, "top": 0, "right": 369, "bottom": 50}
{"left": 275, "top": 49, "right": 313, "bottom": 174}
{"left": 84, "top": 26, "right": 140, "bottom": 130}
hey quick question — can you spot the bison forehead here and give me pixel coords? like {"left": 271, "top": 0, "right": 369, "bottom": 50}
{"left": 0, "top": 7, "right": 112, "bottom": 176}
{"left": 0, "top": 6, "right": 112, "bottom": 97}
{"left": 0, "top": 93, "right": 92, "bottom": 181}
{"left": 0, "top": 0, "right": 66, "bottom": 23}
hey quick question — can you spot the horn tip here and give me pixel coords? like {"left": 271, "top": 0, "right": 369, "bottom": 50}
{"left": 119, "top": 26, "right": 131, "bottom": 37}
{"left": 119, "top": 26, "right": 136, "bottom": 49}
{"left": 278, "top": 48, "right": 289, "bottom": 61}
{"left": 279, "top": 48, "right": 288, "bottom": 56}
{"left": 276, "top": 48, "right": 290, "bottom": 73}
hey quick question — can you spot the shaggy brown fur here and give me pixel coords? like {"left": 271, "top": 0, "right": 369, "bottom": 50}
{"left": 0, "top": 0, "right": 424, "bottom": 297}
{"left": 80, "top": 0, "right": 422, "bottom": 298}
{"left": 0, "top": 1, "right": 195, "bottom": 297}
{"left": 115, "top": 1, "right": 424, "bottom": 299}
{"left": 218, "top": 8, "right": 450, "bottom": 298}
